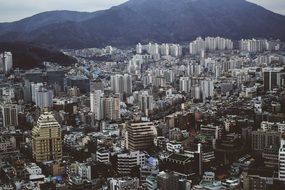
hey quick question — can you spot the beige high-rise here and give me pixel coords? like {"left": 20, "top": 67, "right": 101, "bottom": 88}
{"left": 126, "top": 122, "right": 157, "bottom": 151}
{"left": 32, "top": 112, "right": 62, "bottom": 162}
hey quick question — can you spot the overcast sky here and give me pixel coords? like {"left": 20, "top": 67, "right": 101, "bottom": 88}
{"left": 0, "top": 0, "right": 284, "bottom": 22}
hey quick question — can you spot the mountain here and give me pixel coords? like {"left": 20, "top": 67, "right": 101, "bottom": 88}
{"left": 0, "top": 42, "right": 76, "bottom": 69}
{"left": 0, "top": 0, "right": 285, "bottom": 49}
{"left": 0, "top": 11, "right": 96, "bottom": 34}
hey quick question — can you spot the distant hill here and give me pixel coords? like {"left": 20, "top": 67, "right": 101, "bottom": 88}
{"left": 0, "top": 0, "right": 285, "bottom": 48}
{"left": 0, "top": 42, "right": 76, "bottom": 69}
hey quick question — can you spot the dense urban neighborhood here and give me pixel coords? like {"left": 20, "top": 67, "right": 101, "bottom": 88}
{"left": 0, "top": 36, "right": 285, "bottom": 189}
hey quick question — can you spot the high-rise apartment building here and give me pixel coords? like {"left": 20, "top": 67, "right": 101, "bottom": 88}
{"left": 35, "top": 87, "right": 54, "bottom": 109}
{"left": 190, "top": 37, "right": 233, "bottom": 55}
{"left": 0, "top": 52, "right": 13, "bottom": 73}
{"left": 32, "top": 112, "right": 62, "bottom": 162}
{"left": 31, "top": 83, "right": 43, "bottom": 102}
{"left": 200, "top": 78, "right": 214, "bottom": 100}
{"left": 279, "top": 134, "right": 285, "bottom": 181}
{"left": 239, "top": 39, "right": 280, "bottom": 52}
{"left": 103, "top": 93, "right": 121, "bottom": 121}
{"left": 139, "top": 93, "right": 154, "bottom": 116}
{"left": 136, "top": 43, "right": 182, "bottom": 57}
{"left": 0, "top": 104, "right": 18, "bottom": 131}
{"left": 90, "top": 91, "right": 120, "bottom": 121}
{"left": 240, "top": 39, "right": 267, "bottom": 53}
{"left": 136, "top": 43, "right": 142, "bottom": 54}
{"left": 179, "top": 77, "right": 192, "bottom": 93}
{"left": 90, "top": 90, "right": 104, "bottom": 120}
{"left": 111, "top": 74, "right": 132, "bottom": 94}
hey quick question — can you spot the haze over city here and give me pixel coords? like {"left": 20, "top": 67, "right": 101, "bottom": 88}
{"left": 0, "top": 0, "right": 285, "bottom": 22}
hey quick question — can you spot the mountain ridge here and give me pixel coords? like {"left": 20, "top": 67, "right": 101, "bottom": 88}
{"left": 0, "top": 0, "right": 284, "bottom": 48}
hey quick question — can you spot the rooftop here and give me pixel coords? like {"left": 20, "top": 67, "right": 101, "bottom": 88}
{"left": 168, "top": 154, "right": 191, "bottom": 162}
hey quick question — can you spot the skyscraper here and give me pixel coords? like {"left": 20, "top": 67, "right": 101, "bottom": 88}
{"left": 32, "top": 112, "right": 62, "bottom": 162}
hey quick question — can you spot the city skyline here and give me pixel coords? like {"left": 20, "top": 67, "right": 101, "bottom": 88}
{"left": 0, "top": 0, "right": 285, "bottom": 189}
{"left": 0, "top": 0, "right": 285, "bottom": 22}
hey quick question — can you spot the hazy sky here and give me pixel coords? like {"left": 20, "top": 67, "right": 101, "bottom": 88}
{"left": 0, "top": 0, "right": 284, "bottom": 22}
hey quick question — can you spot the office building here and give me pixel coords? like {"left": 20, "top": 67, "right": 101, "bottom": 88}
{"left": 157, "top": 171, "right": 192, "bottom": 190}
{"left": 263, "top": 68, "right": 285, "bottom": 92}
{"left": 109, "top": 177, "right": 140, "bottom": 190}
{"left": 78, "top": 163, "right": 92, "bottom": 180}
{"left": 200, "top": 124, "right": 223, "bottom": 141}
{"left": 96, "top": 149, "right": 110, "bottom": 164}
{"left": 251, "top": 130, "right": 281, "bottom": 152}
{"left": 0, "top": 136, "right": 16, "bottom": 152}
{"left": 146, "top": 176, "right": 158, "bottom": 190}
{"left": 32, "top": 112, "right": 62, "bottom": 162}
{"left": 117, "top": 151, "right": 146, "bottom": 175}
{"left": 126, "top": 122, "right": 157, "bottom": 151}
{"left": 260, "top": 121, "right": 285, "bottom": 133}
